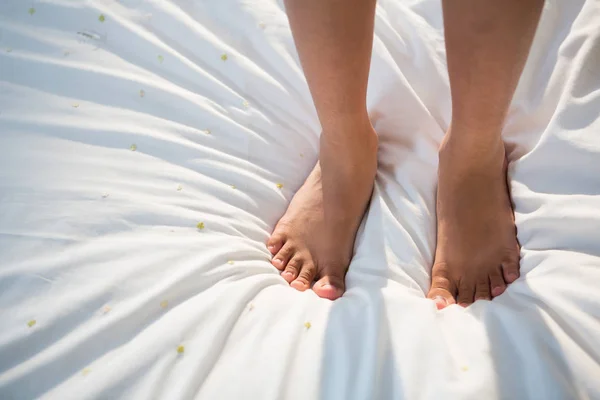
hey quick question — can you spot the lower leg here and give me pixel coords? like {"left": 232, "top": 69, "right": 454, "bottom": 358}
{"left": 268, "top": 0, "right": 378, "bottom": 299}
{"left": 429, "top": 0, "right": 544, "bottom": 308}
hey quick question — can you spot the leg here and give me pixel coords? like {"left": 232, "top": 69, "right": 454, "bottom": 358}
{"left": 428, "top": 0, "right": 544, "bottom": 308}
{"left": 268, "top": 0, "right": 378, "bottom": 300}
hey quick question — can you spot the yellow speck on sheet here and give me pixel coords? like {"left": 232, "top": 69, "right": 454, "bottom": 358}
{"left": 276, "top": 183, "right": 283, "bottom": 189}
{"left": 196, "top": 222, "right": 205, "bottom": 230}
{"left": 160, "top": 300, "right": 169, "bottom": 308}
{"left": 304, "top": 322, "right": 311, "bottom": 329}
{"left": 258, "top": 21, "right": 266, "bottom": 29}
{"left": 157, "top": 55, "right": 164, "bottom": 63}
{"left": 177, "top": 345, "right": 185, "bottom": 354}
{"left": 227, "top": 260, "right": 234, "bottom": 265}
{"left": 300, "top": 153, "right": 304, "bottom": 158}
{"left": 242, "top": 100, "right": 250, "bottom": 109}
{"left": 130, "top": 144, "right": 137, "bottom": 151}
{"left": 72, "top": 103, "right": 79, "bottom": 108}
{"left": 461, "top": 366, "right": 469, "bottom": 372}
{"left": 28, "top": 8, "right": 35, "bottom": 15}
{"left": 220, "top": 53, "right": 228, "bottom": 61}
{"left": 230, "top": 185, "right": 236, "bottom": 189}
{"left": 27, "top": 320, "right": 36, "bottom": 328}
{"left": 102, "top": 305, "right": 111, "bottom": 314}
{"left": 203, "top": 129, "right": 211, "bottom": 135}
{"left": 98, "top": 14, "right": 105, "bottom": 22}
{"left": 176, "top": 184, "right": 183, "bottom": 191}
{"left": 139, "top": 89, "right": 145, "bottom": 97}
{"left": 82, "top": 368, "right": 91, "bottom": 376}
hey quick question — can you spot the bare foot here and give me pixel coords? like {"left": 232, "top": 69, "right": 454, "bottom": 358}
{"left": 268, "top": 122, "right": 377, "bottom": 300}
{"left": 428, "top": 129, "right": 520, "bottom": 309}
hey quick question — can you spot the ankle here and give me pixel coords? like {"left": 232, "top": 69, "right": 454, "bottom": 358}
{"left": 321, "top": 110, "right": 371, "bottom": 134}
{"left": 439, "top": 126, "right": 504, "bottom": 169}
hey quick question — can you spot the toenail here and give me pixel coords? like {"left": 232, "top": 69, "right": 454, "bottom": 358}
{"left": 282, "top": 271, "right": 294, "bottom": 279}
{"left": 273, "top": 258, "right": 282, "bottom": 265}
{"left": 507, "top": 273, "right": 518, "bottom": 281}
{"left": 291, "top": 280, "right": 306, "bottom": 290}
{"left": 321, "top": 284, "right": 340, "bottom": 292}
{"left": 433, "top": 296, "right": 447, "bottom": 308}
{"left": 492, "top": 286, "right": 504, "bottom": 296}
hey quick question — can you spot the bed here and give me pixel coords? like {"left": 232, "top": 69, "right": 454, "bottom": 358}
{"left": 1, "top": 0, "right": 600, "bottom": 398}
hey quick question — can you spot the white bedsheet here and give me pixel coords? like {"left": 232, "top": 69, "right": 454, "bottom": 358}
{"left": 1, "top": 0, "right": 600, "bottom": 399}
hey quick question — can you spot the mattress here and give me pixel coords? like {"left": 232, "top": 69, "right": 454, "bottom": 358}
{"left": 1, "top": 0, "right": 600, "bottom": 398}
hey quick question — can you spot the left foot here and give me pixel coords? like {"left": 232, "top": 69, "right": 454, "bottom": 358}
{"left": 428, "top": 129, "right": 520, "bottom": 308}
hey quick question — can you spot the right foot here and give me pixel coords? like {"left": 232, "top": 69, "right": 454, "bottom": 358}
{"left": 267, "top": 121, "right": 378, "bottom": 300}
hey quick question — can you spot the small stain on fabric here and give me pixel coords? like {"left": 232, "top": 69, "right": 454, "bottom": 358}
{"left": 203, "top": 129, "right": 211, "bottom": 135}
{"left": 157, "top": 55, "right": 164, "bottom": 63}
{"left": 242, "top": 100, "right": 250, "bottom": 109}
{"left": 101, "top": 193, "right": 109, "bottom": 198}
{"left": 139, "top": 89, "right": 145, "bottom": 97}
{"left": 196, "top": 222, "right": 205, "bottom": 230}
{"left": 160, "top": 300, "right": 169, "bottom": 308}
{"left": 248, "top": 303, "right": 254, "bottom": 311}
{"left": 177, "top": 345, "right": 185, "bottom": 354}
{"left": 28, "top": 8, "right": 35, "bottom": 15}
{"left": 98, "top": 14, "right": 105, "bottom": 22}
{"left": 230, "top": 185, "right": 236, "bottom": 189}
{"left": 6, "top": 48, "right": 13, "bottom": 53}
{"left": 82, "top": 368, "right": 91, "bottom": 376}
{"left": 102, "top": 305, "right": 111, "bottom": 314}
{"left": 220, "top": 53, "right": 228, "bottom": 61}
{"left": 27, "top": 320, "right": 36, "bottom": 328}
{"left": 227, "top": 260, "right": 234, "bottom": 265}
{"left": 276, "top": 183, "right": 283, "bottom": 189}
{"left": 461, "top": 366, "right": 469, "bottom": 372}
{"left": 72, "top": 103, "right": 79, "bottom": 108}
{"left": 304, "top": 322, "right": 311, "bottom": 329}
{"left": 176, "top": 184, "right": 183, "bottom": 191}
{"left": 258, "top": 21, "right": 266, "bottom": 29}
{"left": 130, "top": 144, "right": 137, "bottom": 151}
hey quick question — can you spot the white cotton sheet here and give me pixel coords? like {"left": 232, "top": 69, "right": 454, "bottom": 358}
{"left": 1, "top": 0, "right": 600, "bottom": 399}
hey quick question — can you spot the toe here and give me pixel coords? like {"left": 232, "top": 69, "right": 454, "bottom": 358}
{"left": 290, "top": 262, "right": 317, "bottom": 292}
{"left": 474, "top": 276, "right": 491, "bottom": 301}
{"left": 489, "top": 266, "right": 507, "bottom": 297}
{"left": 456, "top": 278, "right": 475, "bottom": 307}
{"left": 281, "top": 256, "right": 303, "bottom": 283}
{"left": 271, "top": 242, "right": 294, "bottom": 270}
{"left": 267, "top": 232, "right": 285, "bottom": 255}
{"left": 502, "top": 261, "right": 520, "bottom": 284}
{"left": 427, "top": 263, "right": 457, "bottom": 309}
{"left": 313, "top": 266, "right": 346, "bottom": 301}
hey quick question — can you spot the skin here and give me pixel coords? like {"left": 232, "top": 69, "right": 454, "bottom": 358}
{"left": 272, "top": 0, "right": 544, "bottom": 305}
{"left": 429, "top": 0, "right": 544, "bottom": 308}
{"left": 268, "top": 0, "right": 378, "bottom": 300}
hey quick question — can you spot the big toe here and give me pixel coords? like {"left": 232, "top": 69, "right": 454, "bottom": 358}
{"left": 428, "top": 267, "right": 457, "bottom": 310}
{"left": 271, "top": 242, "right": 294, "bottom": 271}
{"left": 428, "top": 289, "right": 455, "bottom": 310}
{"left": 267, "top": 231, "right": 285, "bottom": 255}
{"left": 313, "top": 269, "right": 346, "bottom": 301}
